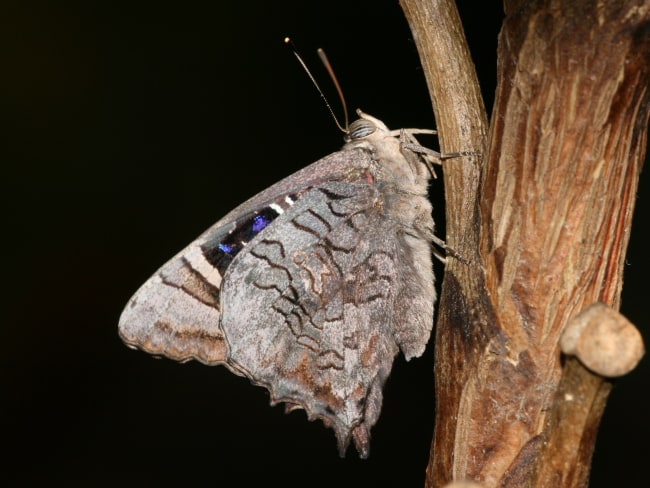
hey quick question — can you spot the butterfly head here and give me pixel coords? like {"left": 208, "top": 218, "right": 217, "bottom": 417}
{"left": 344, "top": 109, "right": 390, "bottom": 143}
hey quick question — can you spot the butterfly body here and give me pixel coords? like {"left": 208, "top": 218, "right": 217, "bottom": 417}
{"left": 119, "top": 111, "right": 438, "bottom": 457}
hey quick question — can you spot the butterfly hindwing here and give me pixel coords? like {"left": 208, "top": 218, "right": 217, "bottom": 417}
{"left": 220, "top": 179, "right": 401, "bottom": 456}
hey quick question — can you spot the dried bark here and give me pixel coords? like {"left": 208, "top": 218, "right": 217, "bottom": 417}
{"left": 399, "top": 0, "right": 650, "bottom": 486}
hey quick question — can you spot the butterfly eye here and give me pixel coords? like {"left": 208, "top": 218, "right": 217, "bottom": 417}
{"left": 347, "top": 119, "right": 377, "bottom": 140}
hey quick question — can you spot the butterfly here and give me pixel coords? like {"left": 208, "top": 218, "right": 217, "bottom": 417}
{"left": 118, "top": 109, "right": 442, "bottom": 458}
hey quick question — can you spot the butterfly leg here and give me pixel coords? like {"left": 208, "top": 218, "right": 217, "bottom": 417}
{"left": 431, "top": 235, "right": 469, "bottom": 264}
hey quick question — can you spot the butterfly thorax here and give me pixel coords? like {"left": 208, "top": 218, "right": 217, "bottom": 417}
{"left": 343, "top": 111, "right": 432, "bottom": 198}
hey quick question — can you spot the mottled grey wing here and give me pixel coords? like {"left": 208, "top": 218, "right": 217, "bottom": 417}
{"left": 220, "top": 179, "right": 403, "bottom": 458}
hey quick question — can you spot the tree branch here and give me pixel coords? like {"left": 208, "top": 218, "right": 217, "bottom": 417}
{"left": 400, "top": 0, "right": 649, "bottom": 486}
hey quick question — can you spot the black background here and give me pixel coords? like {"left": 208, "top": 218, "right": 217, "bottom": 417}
{"left": 3, "top": 1, "right": 648, "bottom": 486}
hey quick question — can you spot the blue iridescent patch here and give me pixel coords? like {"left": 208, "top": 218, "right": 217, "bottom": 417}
{"left": 252, "top": 214, "right": 271, "bottom": 233}
{"left": 218, "top": 243, "right": 234, "bottom": 254}
{"left": 203, "top": 205, "right": 285, "bottom": 275}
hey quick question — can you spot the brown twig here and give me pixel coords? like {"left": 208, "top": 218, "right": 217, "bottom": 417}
{"left": 530, "top": 303, "right": 644, "bottom": 486}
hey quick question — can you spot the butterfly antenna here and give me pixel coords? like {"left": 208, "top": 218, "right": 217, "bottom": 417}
{"left": 316, "top": 48, "right": 349, "bottom": 133}
{"left": 284, "top": 37, "right": 348, "bottom": 134}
